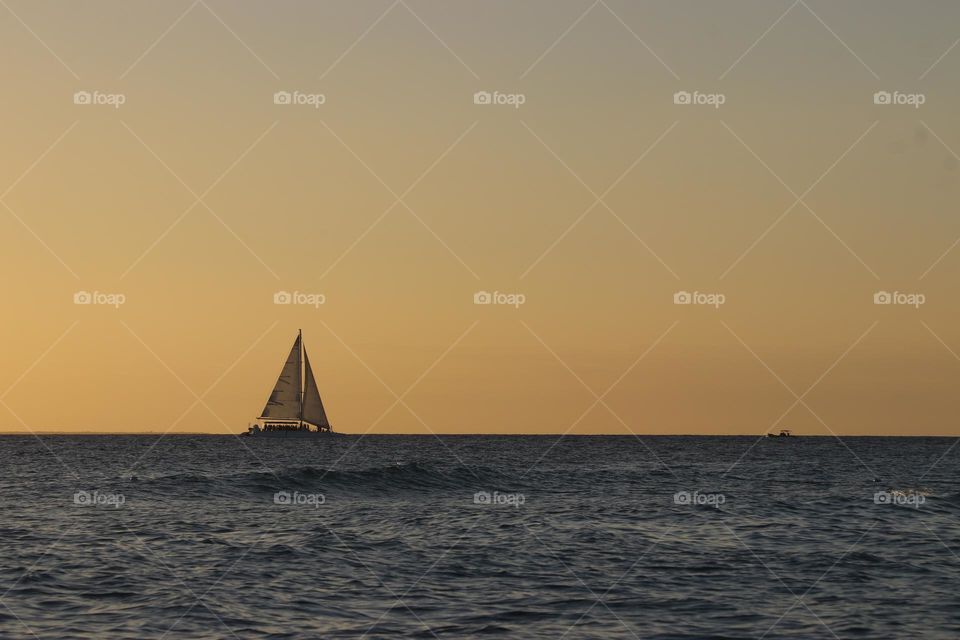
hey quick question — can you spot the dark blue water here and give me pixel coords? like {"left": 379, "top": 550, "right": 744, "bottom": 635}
{"left": 1, "top": 435, "right": 958, "bottom": 639}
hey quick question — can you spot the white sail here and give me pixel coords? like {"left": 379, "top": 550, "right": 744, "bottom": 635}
{"left": 301, "top": 347, "right": 330, "bottom": 429}
{"left": 259, "top": 334, "right": 302, "bottom": 420}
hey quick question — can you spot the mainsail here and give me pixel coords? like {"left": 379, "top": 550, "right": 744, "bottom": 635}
{"left": 301, "top": 347, "right": 330, "bottom": 429}
{"left": 259, "top": 334, "right": 302, "bottom": 420}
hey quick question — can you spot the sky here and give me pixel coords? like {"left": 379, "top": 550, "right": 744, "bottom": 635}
{"left": 2, "top": 0, "right": 960, "bottom": 435}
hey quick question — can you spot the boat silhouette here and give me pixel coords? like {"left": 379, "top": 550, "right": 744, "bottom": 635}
{"left": 243, "top": 330, "right": 336, "bottom": 437}
{"left": 766, "top": 429, "right": 793, "bottom": 438}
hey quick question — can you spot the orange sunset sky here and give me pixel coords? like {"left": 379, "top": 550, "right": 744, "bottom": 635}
{"left": 2, "top": 1, "right": 960, "bottom": 435}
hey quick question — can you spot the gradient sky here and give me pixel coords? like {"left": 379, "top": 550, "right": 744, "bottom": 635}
{"left": 2, "top": 1, "right": 960, "bottom": 435}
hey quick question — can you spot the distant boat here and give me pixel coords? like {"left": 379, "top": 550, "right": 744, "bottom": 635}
{"left": 767, "top": 429, "right": 793, "bottom": 438}
{"left": 243, "top": 331, "right": 336, "bottom": 437}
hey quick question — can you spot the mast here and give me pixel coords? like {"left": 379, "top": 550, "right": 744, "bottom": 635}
{"left": 297, "top": 329, "right": 304, "bottom": 428}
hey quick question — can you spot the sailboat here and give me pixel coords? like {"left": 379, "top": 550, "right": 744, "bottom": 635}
{"left": 243, "top": 330, "right": 336, "bottom": 437}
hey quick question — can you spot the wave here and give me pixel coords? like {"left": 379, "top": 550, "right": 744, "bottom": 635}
{"left": 129, "top": 462, "right": 517, "bottom": 496}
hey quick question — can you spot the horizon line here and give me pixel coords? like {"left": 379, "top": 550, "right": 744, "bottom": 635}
{"left": 0, "top": 431, "right": 954, "bottom": 437}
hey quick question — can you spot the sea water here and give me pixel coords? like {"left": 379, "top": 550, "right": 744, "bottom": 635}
{"left": 0, "top": 435, "right": 958, "bottom": 639}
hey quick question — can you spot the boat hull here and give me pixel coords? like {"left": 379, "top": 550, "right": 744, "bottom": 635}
{"left": 242, "top": 430, "right": 338, "bottom": 438}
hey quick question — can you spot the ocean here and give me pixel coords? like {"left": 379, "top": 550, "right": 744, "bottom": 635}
{"left": 1, "top": 435, "right": 958, "bottom": 639}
